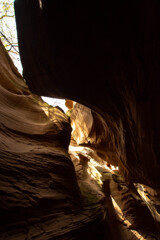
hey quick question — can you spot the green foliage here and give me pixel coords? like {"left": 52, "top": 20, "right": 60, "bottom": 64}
{"left": 1, "top": 1, "right": 12, "bottom": 14}
{"left": 0, "top": 1, "right": 15, "bottom": 50}
{"left": 0, "top": 0, "right": 21, "bottom": 72}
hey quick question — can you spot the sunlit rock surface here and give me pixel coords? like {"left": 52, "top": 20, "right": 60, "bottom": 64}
{"left": 15, "top": 0, "right": 160, "bottom": 189}
{"left": 70, "top": 103, "right": 124, "bottom": 168}
{"left": 69, "top": 104, "right": 160, "bottom": 238}
{"left": 13, "top": 0, "right": 160, "bottom": 239}
{"left": 0, "top": 40, "right": 109, "bottom": 240}
{"left": 69, "top": 137, "right": 160, "bottom": 239}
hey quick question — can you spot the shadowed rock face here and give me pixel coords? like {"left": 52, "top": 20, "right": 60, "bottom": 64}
{"left": 0, "top": 0, "right": 157, "bottom": 239}
{"left": 15, "top": 0, "right": 160, "bottom": 188}
{"left": 0, "top": 40, "right": 109, "bottom": 239}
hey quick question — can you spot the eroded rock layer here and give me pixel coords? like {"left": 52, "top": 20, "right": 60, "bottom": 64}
{"left": 15, "top": 0, "right": 160, "bottom": 189}
{"left": 0, "top": 40, "right": 108, "bottom": 240}
{"left": 69, "top": 103, "right": 160, "bottom": 237}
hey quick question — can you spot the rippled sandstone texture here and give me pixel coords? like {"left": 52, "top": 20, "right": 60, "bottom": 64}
{"left": 15, "top": 0, "right": 160, "bottom": 189}
{"left": 0, "top": 40, "right": 108, "bottom": 239}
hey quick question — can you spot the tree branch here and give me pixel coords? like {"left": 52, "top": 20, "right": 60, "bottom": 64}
{"left": 0, "top": 15, "right": 14, "bottom": 20}
{"left": 0, "top": 31, "right": 19, "bottom": 53}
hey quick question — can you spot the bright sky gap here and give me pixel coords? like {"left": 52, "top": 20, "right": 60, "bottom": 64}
{"left": 41, "top": 96, "right": 68, "bottom": 113}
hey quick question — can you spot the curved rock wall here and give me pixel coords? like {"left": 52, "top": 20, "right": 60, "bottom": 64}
{"left": 15, "top": 0, "right": 160, "bottom": 188}
{"left": 70, "top": 103, "right": 124, "bottom": 168}
{"left": 0, "top": 40, "right": 108, "bottom": 239}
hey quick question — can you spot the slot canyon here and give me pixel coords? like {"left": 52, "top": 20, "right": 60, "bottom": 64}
{"left": 0, "top": 0, "right": 160, "bottom": 239}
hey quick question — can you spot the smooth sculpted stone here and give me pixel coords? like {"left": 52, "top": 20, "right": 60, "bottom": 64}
{"left": 15, "top": 0, "right": 160, "bottom": 188}
{"left": 70, "top": 103, "right": 124, "bottom": 168}
{"left": 0, "top": 40, "right": 108, "bottom": 240}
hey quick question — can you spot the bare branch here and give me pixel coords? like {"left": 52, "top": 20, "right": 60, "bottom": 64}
{"left": 0, "top": 31, "right": 19, "bottom": 53}
{"left": 0, "top": 14, "right": 14, "bottom": 20}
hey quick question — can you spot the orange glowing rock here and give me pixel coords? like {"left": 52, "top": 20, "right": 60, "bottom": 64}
{"left": 65, "top": 99, "right": 74, "bottom": 109}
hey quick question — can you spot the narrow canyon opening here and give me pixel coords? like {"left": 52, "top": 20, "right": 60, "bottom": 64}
{"left": 40, "top": 95, "right": 160, "bottom": 240}
{"left": 0, "top": 1, "right": 160, "bottom": 240}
